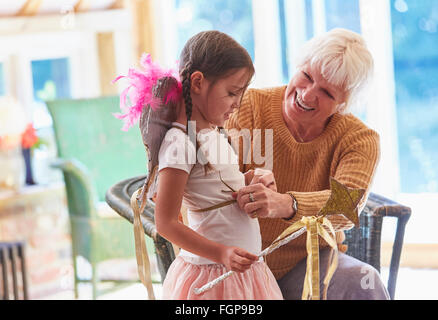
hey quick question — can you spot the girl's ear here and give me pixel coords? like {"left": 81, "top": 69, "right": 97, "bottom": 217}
{"left": 190, "top": 71, "right": 205, "bottom": 94}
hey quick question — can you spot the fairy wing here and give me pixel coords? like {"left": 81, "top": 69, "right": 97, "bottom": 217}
{"left": 139, "top": 77, "right": 179, "bottom": 201}
{"left": 113, "top": 53, "right": 181, "bottom": 206}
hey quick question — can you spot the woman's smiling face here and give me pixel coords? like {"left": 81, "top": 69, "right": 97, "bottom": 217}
{"left": 283, "top": 62, "right": 347, "bottom": 128}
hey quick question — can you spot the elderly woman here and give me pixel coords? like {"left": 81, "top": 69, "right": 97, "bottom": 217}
{"left": 224, "top": 28, "right": 389, "bottom": 300}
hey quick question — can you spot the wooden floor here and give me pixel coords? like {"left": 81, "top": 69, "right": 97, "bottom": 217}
{"left": 381, "top": 242, "right": 438, "bottom": 269}
{"left": 39, "top": 266, "right": 437, "bottom": 300}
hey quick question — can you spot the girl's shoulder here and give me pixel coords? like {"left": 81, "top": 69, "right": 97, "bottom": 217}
{"left": 161, "top": 127, "right": 197, "bottom": 153}
{"left": 163, "top": 125, "right": 188, "bottom": 139}
{"left": 158, "top": 127, "right": 197, "bottom": 174}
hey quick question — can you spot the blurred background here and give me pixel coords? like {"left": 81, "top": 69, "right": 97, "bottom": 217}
{"left": 0, "top": 0, "right": 436, "bottom": 300}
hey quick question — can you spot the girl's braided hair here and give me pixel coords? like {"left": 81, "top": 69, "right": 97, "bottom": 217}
{"left": 179, "top": 30, "right": 255, "bottom": 128}
{"left": 179, "top": 30, "right": 254, "bottom": 173}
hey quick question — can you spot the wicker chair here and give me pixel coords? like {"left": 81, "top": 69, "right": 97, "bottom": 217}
{"left": 106, "top": 176, "right": 411, "bottom": 300}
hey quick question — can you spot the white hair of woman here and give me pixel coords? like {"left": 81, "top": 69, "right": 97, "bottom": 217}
{"left": 295, "top": 28, "right": 374, "bottom": 114}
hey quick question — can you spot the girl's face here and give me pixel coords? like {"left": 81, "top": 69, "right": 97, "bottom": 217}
{"left": 195, "top": 68, "right": 251, "bottom": 127}
{"left": 283, "top": 62, "right": 346, "bottom": 128}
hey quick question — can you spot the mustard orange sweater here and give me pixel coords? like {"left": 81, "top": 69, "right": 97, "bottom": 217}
{"left": 224, "top": 86, "right": 380, "bottom": 279}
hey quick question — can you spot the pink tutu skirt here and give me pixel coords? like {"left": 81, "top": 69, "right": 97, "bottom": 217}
{"left": 162, "top": 256, "right": 284, "bottom": 300}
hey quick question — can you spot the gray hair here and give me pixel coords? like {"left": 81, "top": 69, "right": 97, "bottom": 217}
{"left": 295, "top": 28, "right": 374, "bottom": 114}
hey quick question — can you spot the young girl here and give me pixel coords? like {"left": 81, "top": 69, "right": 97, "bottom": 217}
{"left": 150, "top": 31, "right": 283, "bottom": 300}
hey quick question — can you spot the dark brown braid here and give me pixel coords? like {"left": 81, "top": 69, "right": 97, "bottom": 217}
{"left": 181, "top": 64, "right": 193, "bottom": 130}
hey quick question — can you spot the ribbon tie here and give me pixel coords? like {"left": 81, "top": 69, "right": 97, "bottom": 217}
{"left": 302, "top": 216, "right": 338, "bottom": 300}
{"left": 267, "top": 215, "right": 338, "bottom": 300}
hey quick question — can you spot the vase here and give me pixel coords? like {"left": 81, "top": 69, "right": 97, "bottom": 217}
{"left": 22, "top": 147, "right": 36, "bottom": 185}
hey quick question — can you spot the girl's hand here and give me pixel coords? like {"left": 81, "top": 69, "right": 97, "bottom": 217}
{"left": 243, "top": 168, "right": 277, "bottom": 191}
{"left": 219, "top": 246, "right": 258, "bottom": 273}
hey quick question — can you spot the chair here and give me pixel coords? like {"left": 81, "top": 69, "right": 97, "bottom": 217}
{"left": 106, "top": 177, "right": 411, "bottom": 300}
{"left": 46, "top": 96, "right": 154, "bottom": 299}
{"left": 0, "top": 242, "right": 29, "bottom": 300}
{"left": 344, "top": 192, "right": 411, "bottom": 299}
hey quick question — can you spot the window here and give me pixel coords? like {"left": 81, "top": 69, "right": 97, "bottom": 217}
{"left": 391, "top": 0, "right": 438, "bottom": 193}
{"left": 324, "top": 0, "right": 361, "bottom": 33}
{"left": 31, "top": 58, "right": 71, "bottom": 129}
{"left": 30, "top": 57, "right": 71, "bottom": 185}
{"left": 174, "top": 0, "right": 255, "bottom": 60}
{"left": 278, "top": 0, "right": 314, "bottom": 83}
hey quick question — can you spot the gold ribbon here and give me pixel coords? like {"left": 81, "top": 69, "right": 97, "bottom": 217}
{"left": 192, "top": 171, "right": 237, "bottom": 213}
{"left": 267, "top": 177, "right": 366, "bottom": 300}
{"left": 269, "top": 215, "right": 338, "bottom": 300}
{"left": 131, "top": 166, "right": 158, "bottom": 300}
{"left": 190, "top": 199, "right": 237, "bottom": 213}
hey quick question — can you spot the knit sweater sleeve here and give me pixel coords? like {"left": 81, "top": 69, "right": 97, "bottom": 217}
{"left": 287, "top": 126, "right": 381, "bottom": 231}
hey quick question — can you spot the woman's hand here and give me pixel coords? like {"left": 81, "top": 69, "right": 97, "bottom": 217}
{"left": 219, "top": 245, "right": 258, "bottom": 273}
{"left": 232, "top": 183, "right": 294, "bottom": 219}
{"left": 243, "top": 168, "right": 277, "bottom": 191}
